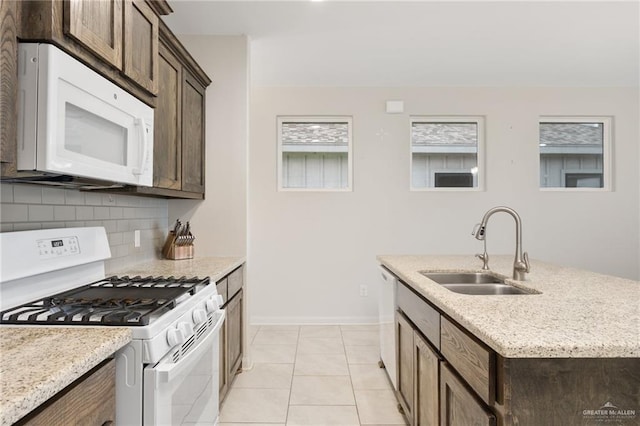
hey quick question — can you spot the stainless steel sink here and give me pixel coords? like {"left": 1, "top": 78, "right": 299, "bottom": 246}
{"left": 421, "top": 272, "right": 502, "bottom": 285}
{"left": 420, "top": 272, "right": 535, "bottom": 295}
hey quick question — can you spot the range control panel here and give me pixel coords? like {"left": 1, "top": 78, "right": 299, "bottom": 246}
{"left": 36, "top": 236, "right": 80, "bottom": 259}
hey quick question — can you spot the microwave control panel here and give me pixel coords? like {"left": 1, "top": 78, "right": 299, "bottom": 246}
{"left": 36, "top": 236, "right": 80, "bottom": 259}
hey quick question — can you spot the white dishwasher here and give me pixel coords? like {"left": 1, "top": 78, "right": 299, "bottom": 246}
{"left": 378, "top": 265, "right": 397, "bottom": 390}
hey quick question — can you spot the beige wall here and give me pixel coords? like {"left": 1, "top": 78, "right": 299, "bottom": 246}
{"left": 168, "top": 35, "right": 248, "bottom": 257}
{"left": 249, "top": 86, "right": 639, "bottom": 324}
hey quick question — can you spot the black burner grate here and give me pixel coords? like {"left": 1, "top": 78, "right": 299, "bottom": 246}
{"left": 0, "top": 275, "right": 210, "bottom": 326}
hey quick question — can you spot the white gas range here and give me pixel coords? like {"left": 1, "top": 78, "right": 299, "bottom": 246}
{"left": 0, "top": 227, "right": 224, "bottom": 425}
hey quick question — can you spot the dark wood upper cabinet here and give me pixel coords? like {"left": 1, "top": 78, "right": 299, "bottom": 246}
{"left": 18, "top": 0, "right": 161, "bottom": 104}
{"left": 123, "top": 0, "right": 159, "bottom": 94}
{"left": 138, "top": 21, "right": 209, "bottom": 199}
{"left": 0, "top": 0, "right": 19, "bottom": 177}
{"left": 180, "top": 72, "right": 206, "bottom": 194}
{"left": 153, "top": 41, "right": 182, "bottom": 190}
{"left": 4, "top": 0, "right": 211, "bottom": 198}
{"left": 64, "top": 0, "right": 123, "bottom": 70}
{"left": 124, "top": 22, "right": 210, "bottom": 199}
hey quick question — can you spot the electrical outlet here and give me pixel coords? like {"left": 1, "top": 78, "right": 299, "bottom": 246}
{"left": 359, "top": 284, "right": 368, "bottom": 297}
{"left": 134, "top": 230, "right": 140, "bottom": 248}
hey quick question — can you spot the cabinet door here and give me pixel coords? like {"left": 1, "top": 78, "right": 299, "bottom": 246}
{"left": 123, "top": 0, "right": 159, "bottom": 94}
{"left": 227, "top": 291, "right": 243, "bottom": 379}
{"left": 440, "top": 364, "right": 496, "bottom": 426}
{"left": 396, "top": 311, "right": 414, "bottom": 422}
{"left": 153, "top": 41, "right": 182, "bottom": 190}
{"left": 181, "top": 71, "right": 206, "bottom": 194}
{"left": 64, "top": 0, "right": 123, "bottom": 69}
{"left": 414, "top": 331, "right": 439, "bottom": 426}
{"left": 219, "top": 315, "right": 229, "bottom": 402}
{"left": 0, "top": 0, "right": 18, "bottom": 177}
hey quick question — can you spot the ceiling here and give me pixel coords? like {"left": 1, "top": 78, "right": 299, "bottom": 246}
{"left": 164, "top": 1, "right": 640, "bottom": 87}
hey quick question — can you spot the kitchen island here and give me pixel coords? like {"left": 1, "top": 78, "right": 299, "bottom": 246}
{"left": 0, "top": 327, "right": 131, "bottom": 426}
{"left": 378, "top": 255, "right": 639, "bottom": 426}
{"left": 379, "top": 255, "right": 639, "bottom": 358}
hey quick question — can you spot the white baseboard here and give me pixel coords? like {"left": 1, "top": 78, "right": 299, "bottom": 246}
{"left": 250, "top": 316, "right": 379, "bottom": 325}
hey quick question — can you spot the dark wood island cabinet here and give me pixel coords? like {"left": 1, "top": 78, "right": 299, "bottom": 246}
{"left": 392, "top": 277, "right": 639, "bottom": 426}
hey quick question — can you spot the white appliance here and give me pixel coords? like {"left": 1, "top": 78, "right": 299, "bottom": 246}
{"left": 379, "top": 265, "right": 398, "bottom": 390}
{"left": 0, "top": 227, "right": 224, "bottom": 425}
{"left": 16, "top": 43, "right": 154, "bottom": 187}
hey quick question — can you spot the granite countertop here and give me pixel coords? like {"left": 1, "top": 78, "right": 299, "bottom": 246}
{"left": 114, "top": 256, "right": 246, "bottom": 282}
{"left": 378, "top": 255, "right": 640, "bottom": 359}
{"left": 0, "top": 327, "right": 131, "bottom": 426}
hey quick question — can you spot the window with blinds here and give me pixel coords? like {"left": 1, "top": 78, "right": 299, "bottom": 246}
{"left": 277, "top": 117, "right": 353, "bottom": 191}
{"left": 539, "top": 117, "right": 611, "bottom": 190}
{"left": 410, "top": 117, "right": 484, "bottom": 190}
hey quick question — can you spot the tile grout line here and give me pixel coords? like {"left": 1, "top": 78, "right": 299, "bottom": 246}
{"left": 341, "top": 324, "right": 364, "bottom": 426}
{"left": 284, "top": 325, "right": 301, "bottom": 425}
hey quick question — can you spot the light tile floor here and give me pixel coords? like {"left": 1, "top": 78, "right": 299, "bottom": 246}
{"left": 219, "top": 324, "right": 408, "bottom": 426}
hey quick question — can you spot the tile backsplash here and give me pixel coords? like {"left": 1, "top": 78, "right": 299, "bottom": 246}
{"left": 0, "top": 183, "right": 168, "bottom": 273}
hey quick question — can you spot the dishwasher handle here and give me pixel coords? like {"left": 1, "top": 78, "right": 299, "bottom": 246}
{"left": 379, "top": 266, "right": 397, "bottom": 284}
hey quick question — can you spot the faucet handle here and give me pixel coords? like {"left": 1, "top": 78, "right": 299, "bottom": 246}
{"left": 471, "top": 223, "right": 481, "bottom": 236}
{"left": 475, "top": 252, "right": 490, "bottom": 270}
{"left": 522, "top": 252, "right": 530, "bottom": 273}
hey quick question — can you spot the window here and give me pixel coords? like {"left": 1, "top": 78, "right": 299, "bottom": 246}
{"left": 410, "top": 117, "right": 483, "bottom": 190}
{"left": 278, "top": 117, "right": 353, "bottom": 191}
{"left": 539, "top": 117, "right": 611, "bottom": 190}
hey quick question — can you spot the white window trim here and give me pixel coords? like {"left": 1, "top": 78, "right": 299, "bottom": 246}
{"left": 409, "top": 116, "right": 485, "bottom": 192}
{"left": 277, "top": 116, "right": 353, "bottom": 192}
{"left": 538, "top": 116, "right": 613, "bottom": 192}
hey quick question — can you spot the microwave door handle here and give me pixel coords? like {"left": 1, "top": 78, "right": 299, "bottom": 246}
{"left": 132, "top": 117, "right": 149, "bottom": 175}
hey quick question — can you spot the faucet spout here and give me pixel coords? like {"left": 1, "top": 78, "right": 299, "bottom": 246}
{"left": 474, "top": 206, "right": 530, "bottom": 280}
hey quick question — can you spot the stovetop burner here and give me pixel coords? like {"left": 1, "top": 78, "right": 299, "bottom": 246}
{"left": 0, "top": 275, "right": 210, "bottom": 326}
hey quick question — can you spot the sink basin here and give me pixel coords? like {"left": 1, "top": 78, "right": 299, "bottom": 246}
{"left": 420, "top": 272, "right": 534, "bottom": 295}
{"left": 440, "top": 283, "right": 531, "bottom": 295}
{"left": 421, "top": 272, "right": 502, "bottom": 285}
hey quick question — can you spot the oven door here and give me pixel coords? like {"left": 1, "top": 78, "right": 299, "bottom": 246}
{"left": 144, "top": 310, "right": 225, "bottom": 426}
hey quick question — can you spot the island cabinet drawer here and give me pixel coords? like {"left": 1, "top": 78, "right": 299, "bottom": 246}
{"left": 217, "top": 278, "right": 228, "bottom": 305}
{"left": 440, "top": 317, "right": 495, "bottom": 406}
{"left": 397, "top": 282, "right": 440, "bottom": 349}
{"left": 227, "top": 267, "right": 243, "bottom": 299}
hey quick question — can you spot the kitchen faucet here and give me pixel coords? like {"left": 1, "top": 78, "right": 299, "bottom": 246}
{"left": 472, "top": 206, "right": 531, "bottom": 280}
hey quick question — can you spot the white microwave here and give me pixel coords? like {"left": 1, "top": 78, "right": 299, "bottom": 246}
{"left": 17, "top": 43, "right": 154, "bottom": 187}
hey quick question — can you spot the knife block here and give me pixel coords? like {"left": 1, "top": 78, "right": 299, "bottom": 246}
{"left": 162, "top": 231, "right": 194, "bottom": 260}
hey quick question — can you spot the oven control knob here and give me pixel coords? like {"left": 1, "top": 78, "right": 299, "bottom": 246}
{"left": 167, "top": 328, "right": 185, "bottom": 347}
{"left": 192, "top": 308, "right": 207, "bottom": 325}
{"left": 205, "top": 298, "right": 219, "bottom": 313}
{"left": 178, "top": 322, "right": 194, "bottom": 338}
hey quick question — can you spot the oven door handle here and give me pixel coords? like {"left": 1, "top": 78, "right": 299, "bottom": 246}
{"left": 154, "top": 309, "right": 225, "bottom": 383}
